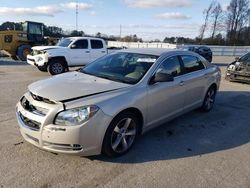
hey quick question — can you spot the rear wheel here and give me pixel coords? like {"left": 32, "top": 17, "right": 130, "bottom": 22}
{"left": 201, "top": 86, "right": 216, "bottom": 112}
{"left": 47, "top": 59, "right": 67, "bottom": 75}
{"left": 102, "top": 112, "right": 139, "bottom": 157}
{"left": 17, "top": 45, "right": 31, "bottom": 61}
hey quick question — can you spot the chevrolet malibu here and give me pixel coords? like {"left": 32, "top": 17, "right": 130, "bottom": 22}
{"left": 16, "top": 49, "right": 221, "bottom": 157}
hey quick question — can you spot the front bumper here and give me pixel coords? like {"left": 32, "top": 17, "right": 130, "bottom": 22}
{"left": 27, "top": 54, "right": 48, "bottom": 67}
{"left": 226, "top": 70, "right": 250, "bottom": 83}
{"left": 16, "top": 93, "right": 112, "bottom": 156}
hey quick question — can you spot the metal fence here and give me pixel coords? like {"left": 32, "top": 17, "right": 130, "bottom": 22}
{"left": 107, "top": 41, "right": 250, "bottom": 56}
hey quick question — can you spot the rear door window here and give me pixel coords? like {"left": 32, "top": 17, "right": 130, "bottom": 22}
{"left": 91, "top": 40, "right": 103, "bottom": 49}
{"left": 180, "top": 55, "right": 205, "bottom": 74}
{"left": 156, "top": 56, "right": 182, "bottom": 77}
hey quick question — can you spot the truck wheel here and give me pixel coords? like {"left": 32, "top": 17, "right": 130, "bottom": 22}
{"left": 37, "top": 65, "right": 47, "bottom": 72}
{"left": 17, "top": 45, "right": 31, "bottom": 61}
{"left": 47, "top": 59, "right": 67, "bottom": 75}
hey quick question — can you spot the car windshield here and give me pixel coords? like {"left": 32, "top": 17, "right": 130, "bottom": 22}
{"left": 240, "top": 52, "right": 250, "bottom": 61}
{"left": 57, "top": 38, "right": 73, "bottom": 47}
{"left": 81, "top": 52, "right": 158, "bottom": 84}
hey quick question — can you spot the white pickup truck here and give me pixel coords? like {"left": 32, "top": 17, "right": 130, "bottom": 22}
{"left": 27, "top": 37, "right": 108, "bottom": 75}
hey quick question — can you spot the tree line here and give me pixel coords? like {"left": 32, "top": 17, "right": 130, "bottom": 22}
{"left": 1, "top": 0, "right": 249, "bottom": 46}
{"left": 198, "top": 0, "right": 250, "bottom": 45}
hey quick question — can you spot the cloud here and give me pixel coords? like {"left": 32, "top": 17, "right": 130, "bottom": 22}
{"left": 89, "top": 11, "right": 96, "bottom": 16}
{"left": 0, "top": 2, "right": 93, "bottom": 17}
{"left": 156, "top": 12, "right": 191, "bottom": 20}
{"left": 61, "top": 2, "right": 93, "bottom": 10}
{"left": 0, "top": 5, "right": 62, "bottom": 17}
{"left": 124, "top": 0, "right": 192, "bottom": 8}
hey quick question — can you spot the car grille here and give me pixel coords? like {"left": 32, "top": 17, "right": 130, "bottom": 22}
{"left": 31, "top": 50, "right": 42, "bottom": 56}
{"left": 21, "top": 97, "right": 48, "bottom": 116}
{"left": 27, "top": 58, "right": 35, "bottom": 62}
{"left": 19, "top": 112, "right": 41, "bottom": 131}
{"left": 30, "top": 92, "right": 56, "bottom": 105}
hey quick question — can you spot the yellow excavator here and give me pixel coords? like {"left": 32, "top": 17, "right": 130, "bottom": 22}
{"left": 0, "top": 21, "right": 57, "bottom": 61}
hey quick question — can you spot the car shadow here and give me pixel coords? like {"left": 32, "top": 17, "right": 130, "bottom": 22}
{"left": 87, "top": 91, "right": 250, "bottom": 163}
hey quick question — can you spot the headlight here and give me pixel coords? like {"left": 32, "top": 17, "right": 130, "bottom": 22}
{"left": 54, "top": 105, "right": 99, "bottom": 126}
{"left": 36, "top": 56, "right": 43, "bottom": 62}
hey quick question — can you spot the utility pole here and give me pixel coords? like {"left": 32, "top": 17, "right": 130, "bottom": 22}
{"left": 76, "top": 0, "right": 78, "bottom": 32}
{"left": 119, "top": 24, "right": 122, "bottom": 40}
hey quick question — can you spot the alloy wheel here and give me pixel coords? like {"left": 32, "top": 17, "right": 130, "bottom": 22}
{"left": 205, "top": 88, "right": 215, "bottom": 110}
{"left": 111, "top": 118, "right": 137, "bottom": 153}
{"left": 52, "top": 63, "right": 63, "bottom": 74}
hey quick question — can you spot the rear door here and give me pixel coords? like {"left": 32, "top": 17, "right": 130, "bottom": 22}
{"left": 69, "top": 39, "right": 90, "bottom": 65}
{"left": 90, "top": 39, "right": 107, "bottom": 62}
{"left": 146, "top": 56, "right": 185, "bottom": 128}
{"left": 179, "top": 55, "right": 207, "bottom": 111}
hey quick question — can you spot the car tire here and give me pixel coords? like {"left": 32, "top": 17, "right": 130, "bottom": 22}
{"left": 102, "top": 112, "right": 139, "bottom": 157}
{"left": 47, "top": 59, "right": 67, "bottom": 75}
{"left": 17, "top": 45, "right": 31, "bottom": 61}
{"left": 201, "top": 86, "right": 216, "bottom": 112}
{"left": 37, "top": 65, "right": 47, "bottom": 72}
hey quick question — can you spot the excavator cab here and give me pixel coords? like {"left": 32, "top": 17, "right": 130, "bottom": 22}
{"left": 22, "top": 21, "right": 44, "bottom": 44}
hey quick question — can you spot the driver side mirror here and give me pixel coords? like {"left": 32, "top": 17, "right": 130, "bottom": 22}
{"left": 149, "top": 72, "right": 174, "bottom": 85}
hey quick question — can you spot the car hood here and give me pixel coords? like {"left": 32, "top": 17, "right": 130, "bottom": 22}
{"left": 32, "top": 46, "right": 65, "bottom": 51}
{"left": 28, "top": 72, "right": 130, "bottom": 102}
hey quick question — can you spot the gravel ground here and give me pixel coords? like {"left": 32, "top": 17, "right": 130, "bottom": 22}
{"left": 0, "top": 56, "right": 250, "bottom": 188}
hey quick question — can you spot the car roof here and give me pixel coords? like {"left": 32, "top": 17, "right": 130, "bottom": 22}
{"left": 119, "top": 48, "right": 175, "bottom": 56}
{"left": 66, "top": 37, "right": 104, "bottom": 40}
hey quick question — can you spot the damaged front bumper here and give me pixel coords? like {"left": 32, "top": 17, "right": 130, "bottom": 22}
{"left": 226, "top": 62, "right": 250, "bottom": 83}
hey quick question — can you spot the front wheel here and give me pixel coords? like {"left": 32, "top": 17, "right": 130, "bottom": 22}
{"left": 102, "top": 112, "right": 139, "bottom": 157}
{"left": 47, "top": 59, "right": 67, "bottom": 75}
{"left": 201, "top": 86, "right": 216, "bottom": 112}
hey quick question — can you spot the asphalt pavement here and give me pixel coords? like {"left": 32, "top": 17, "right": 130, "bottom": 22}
{"left": 0, "top": 56, "right": 249, "bottom": 188}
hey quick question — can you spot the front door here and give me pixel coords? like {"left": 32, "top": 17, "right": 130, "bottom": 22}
{"left": 146, "top": 56, "right": 185, "bottom": 129}
{"left": 69, "top": 39, "right": 90, "bottom": 65}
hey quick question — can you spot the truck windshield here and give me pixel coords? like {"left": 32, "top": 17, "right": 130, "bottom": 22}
{"left": 81, "top": 52, "right": 158, "bottom": 84}
{"left": 57, "top": 38, "right": 73, "bottom": 47}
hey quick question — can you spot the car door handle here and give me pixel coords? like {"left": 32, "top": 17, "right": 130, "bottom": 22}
{"left": 101, "top": 51, "right": 106, "bottom": 53}
{"left": 179, "top": 81, "right": 185, "bottom": 86}
{"left": 85, "top": 51, "right": 90, "bottom": 53}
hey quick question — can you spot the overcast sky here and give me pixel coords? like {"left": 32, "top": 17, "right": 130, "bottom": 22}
{"left": 0, "top": 0, "right": 230, "bottom": 40}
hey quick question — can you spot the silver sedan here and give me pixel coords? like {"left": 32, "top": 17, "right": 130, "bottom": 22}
{"left": 16, "top": 48, "right": 221, "bottom": 157}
